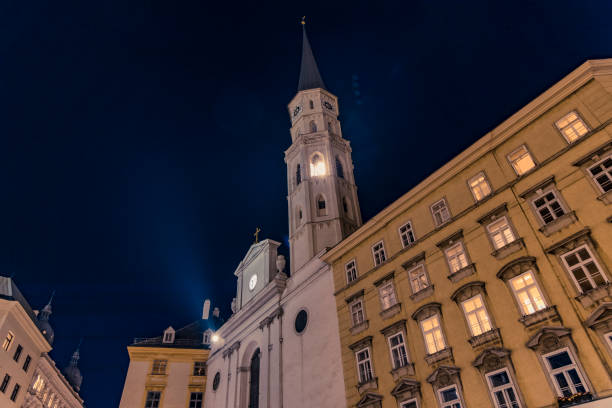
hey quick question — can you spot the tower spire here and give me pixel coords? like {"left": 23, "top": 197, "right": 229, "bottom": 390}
{"left": 37, "top": 290, "right": 55, "bottom": 345}
{"left": 297, "top": 17, "right": 327, "bottom": 92}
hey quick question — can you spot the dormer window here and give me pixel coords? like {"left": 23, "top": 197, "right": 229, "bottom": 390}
{"left": 163, "top": 327, "right": 175, "bottom": 344}
{"left": 203, "top": 330, "right": 213, "bottom": 345}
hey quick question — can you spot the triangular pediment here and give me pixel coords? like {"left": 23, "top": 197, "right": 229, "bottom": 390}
{"left": 356, "top": 393, "right": 383, "bottom": 408}
{"left": 390, "top": 378, "right": 420, "bottom": 397}
{"left": 234, "top": 239, "right": 282, "bottom": 277}
{"left": 585, "top": 302, "right": 612, "bottom": 328}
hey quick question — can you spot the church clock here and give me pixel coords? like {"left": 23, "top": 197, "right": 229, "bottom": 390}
{"left": 248, "top": 274, "right": 258, "bottom": 291}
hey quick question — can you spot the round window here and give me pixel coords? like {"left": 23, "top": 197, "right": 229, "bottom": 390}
{"left": 294, "top": 309, "right": 308, "bottom": 334}
{"left": 213, "top": 372, "right": 221, "bottom": 391}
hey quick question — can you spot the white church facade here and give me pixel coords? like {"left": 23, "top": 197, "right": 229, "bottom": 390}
{"left": 203, "top": 23, "right": 360, "bottom": 408}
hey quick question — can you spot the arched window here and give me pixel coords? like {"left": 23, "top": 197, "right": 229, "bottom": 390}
{"left": 296, "top": 164, "right": 302, "bottom": 186}
{"left": 248, "top": 349, "right": 261, "bottom": 408}
{"left": 310, "top": 121, "right": 317, "bottom": 132}
{"left": 317, "top": 195, "right": 327, "bottom": 217}
{"left": 309, "top": 100, "right": 314, "bottom": 109}
{"left": 310, "top": 153, "right": 326, "bottom": 177}
{"left": 336, "top": 157, "right": 344, "bottom": 179}
{"left": 328, "top": 121, "right": 333, "bottom": 132}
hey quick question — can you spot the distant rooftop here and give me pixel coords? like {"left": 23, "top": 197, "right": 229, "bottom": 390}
{"left": 0, "top": 276, "right": 41, "bottom": 327}
{"left": 131, "top": 315, "right": 223, "bottom": 349}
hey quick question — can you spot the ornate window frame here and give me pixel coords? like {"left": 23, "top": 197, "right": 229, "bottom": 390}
{"left": 345, "top": 259, "right": 358, "bottom": 284}
{"left": 584, "top": 303, "right": 612, "bottom": 357}
{"left": 374, "top": 272, "right": 401, "bottom": 320}
{"left": 401, "top": 252, "right": 433, "bottom": 302}
{"left": 349, "top": 336, "right": 378, "bottom": 394}
{"left": 372, "top": 240, "right": 387, "bottom": 266}
{"left": 472, "top": 348, "right": 525, "bottom": 408}
{"left": 451, "top": 281, "right": 501, "bottom": 348}
{"left": 411, "top": 303, "right": 452, "bottom": 365}
{"left": 380, "top": 320, "right": 415, "bottom": 380}
{"left": 519, "top": 176, "right": 576, "bottom": 236}
{"left": 496, "top": 256, "right": 558, "bottom": 327}
{"left": 346, "top": 289, "right": 369, "bottom": 335}
{"left": 430, "top": 198, "right": 452, "bottom": 227}
{"left": 476, "top": 203, "right": 524, "bottom": 260}
{"left": 572, "top": 141, "right": 612, "bottom": 204}
{"left": 426, "top": 366, "right": 465, "bottom": 408}
{"left": 398, "top": 221, "right": 416, "bottom": 248}
{"left": 436, "top": 230, "right": 476, "bottom": 283}
{"left": 546, "top": 228, "right": 611, "bottom": 308}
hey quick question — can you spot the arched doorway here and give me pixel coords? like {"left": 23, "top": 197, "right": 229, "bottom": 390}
{"left": 248, "top": 348, "right": 261, "bottom": 408}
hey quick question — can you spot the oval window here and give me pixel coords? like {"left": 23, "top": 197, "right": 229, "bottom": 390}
{"left": 294, "top": 309, "right": 308, "bottom": 334}
{"left": 213, "top": 372, "right": 221, "bottom": 391}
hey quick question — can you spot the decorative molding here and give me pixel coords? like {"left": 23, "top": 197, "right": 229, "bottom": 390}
{"left": 545, "top": 228, "right": 591, "bottom": 254}
{"left": 467, "top": 328, "right": 502, "bottom": 348}
{"left": 401, "top": 251, "right": 426, "bottom": 270}
{"left": 424, "top": 347, "right": 453, "bottom": 366}
{"left": 451, "top": 281, "right": 486, "bottom": 303}
{"left": 380, "top": 303, "right": 402, "bottom": 320}
{"left": 476, "top": 202, "right": 509, "bottom": 224}
{"left": 538, "top": 211, "right": 578, "bottom": 237}
{"left": 411, "top": 302, "right": 442, "bottom": 321}
{"left": 435, "top": 230, "right": 464, "bottom": 249}
{"left": 345, "top": 289, "right": 365, "bottom": 304}
{"left": 349, "top": 336, "right": 373, "bottom": 352}
{"left": 380, "top": 319, "right": 407, "bottom": 337}
{"left": 410, "top": 285, "right": 435, "bottom": 303}
{"left": 350, "top": 320, "right": 370, "bottom": 336}
{"left": 472, "top": 347, "right": 511, "bottom": 372}
{"left": 447, "top": 264, "right": 476, "bottom": 283}
{"left": 497, "top": 256, "right": 538, "bottom": 281}
{"left": 526, "top": 326, "right": 571, "bottom": 350}
{"left": 519, "top": 306, "right": 561, "bottom": 327}
{"left": 356, "top": 392, "right": 383, "bottom": 407}
{"left": 491, "top": 238, "right": 525, "bottom": 260}
{"left": 426, "top": 365, "right": 460, "bottom": 386}
{"left": 571, "top": 140, "right": 612, "bottom": 166}
{"left": 373, "top": 271, "right": 395, "bottom": 287}
{"left": 518, "top": 175, "right": 556, "bottom": 198}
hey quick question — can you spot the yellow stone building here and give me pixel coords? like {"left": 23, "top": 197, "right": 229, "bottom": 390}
{"left": 322, "top": 59, "right": 612, "bottom": 408}
{"left": 118, "top": 305, "right": 222, "bottom": 408}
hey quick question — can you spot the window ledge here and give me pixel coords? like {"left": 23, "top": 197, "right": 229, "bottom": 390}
{"left": 390, "top": 363, "right": 415, "bottom": 382}
{"left": 491, "top": 238, "right": 525, "bottom": 260}
{"left": 447, "top": 264, "right": 476, "bottom": 283}
{"left": 577, "top": 283, "right": 612, "bottom": 308}
{"left": 380, "top": 303, "right": 401, "bottom": 320}
{"left": 410, "top": 285, "right": 435, "bottom": 303}
{"left": 467, "top": 328, "right": 502, "bottom": 349}
{"left": 424, "top": 347, "right": 453, "bottom": 366}
{"left": 538, "top": 211, "right": 578, "bottom": 237}
{"left": 357, "top": 377, "right": 378, "bottom": 394}
{"left": 597, "top": 190, "right": 612, "bottom": 205}
{"left": 350, "top": 320, "right": 370, "bottom": 336}
{"left": 519, "top": 306, "right": 561, "bottom": 327}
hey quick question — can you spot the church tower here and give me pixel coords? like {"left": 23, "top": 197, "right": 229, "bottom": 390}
{"left": 285, "top": 22, "right": 362, "bottom": 274}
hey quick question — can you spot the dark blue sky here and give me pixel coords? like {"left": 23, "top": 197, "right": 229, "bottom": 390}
{"left": 1, "top": 1, "right": 611, "bottom": 406}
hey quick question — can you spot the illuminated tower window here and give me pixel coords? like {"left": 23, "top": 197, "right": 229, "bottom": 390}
{"left": 310, "top": 153, "right": 326, "bottom": 176}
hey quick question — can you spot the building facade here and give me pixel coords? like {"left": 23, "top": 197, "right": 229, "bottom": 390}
{"left": 0, "top": 277, "right": 84, "bottom": 408}
{"left": 322, "top": 59, "right": 612, "bottom": 408}
{"left": 23, "top": 353, "right": 84, "bottom": 408}
{"left": 202, "top": 23, "right": 356, "bottom": 408}
{"left": 119, "top": 306, "right": 222, "bottom": 408}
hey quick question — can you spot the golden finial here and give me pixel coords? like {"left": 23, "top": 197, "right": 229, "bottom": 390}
{"left": 301, "top": 16, "right": 306, "bottom": 25}
{"left": 254, "top": 227, "right": 261, "bottom": 243}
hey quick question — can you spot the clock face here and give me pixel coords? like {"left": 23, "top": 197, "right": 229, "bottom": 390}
{"left": 323, "top": 101, "right": 334, "bottom": 111}
{"left": 293, "top": 105, "right": 302, "bottom": 117}
{"left": 248, "top": 274, "right": 258, "bottom": 291}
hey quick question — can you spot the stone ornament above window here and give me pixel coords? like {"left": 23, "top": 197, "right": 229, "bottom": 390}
{"left": 526, "top": 326, "right": 572, "bottom": 353}
{"left": 356, "top": 392, "right": 383, "bottom": 408}
{"left": 572, "top": 141, "right": 612, "bottom": 204}
{"left": 450, "top": 281, "right": 486, "bottom": 303}
{"left": 390, "top": 378, "right": 421, "bottom": 402}
{"left": 411, "top": 302, "right": 442, "bottom": 322}
{"left": 426, "top": 365, "right": 461, "bottom": 388}
{"left": 472, "top": 347, "right": 511, "bottom": 373}
{"left": 349, "top": 335, "right": 373, "bottom": 352}
{"left": 496, "top": 256, "right": 539, "bottom": 281}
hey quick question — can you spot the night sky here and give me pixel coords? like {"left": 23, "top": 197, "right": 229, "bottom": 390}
{"left": 2, "top": 1, "right": 612, "bottom": 406}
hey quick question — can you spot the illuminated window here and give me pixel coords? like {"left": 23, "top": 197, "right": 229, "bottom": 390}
{"left": 378, "top": 281, "right": 397, "bottom": 310}
{"left": 310, "top": 153, "right": 326, "bottom": 176}
{"left": 431, "top": 198, "right": 451, "bottom": 226}
{"left": 33, "top": 375, "right": 44, "bottom": 393}
{"left": 388, "top": 332, "right": 409, "bottom": 369}
{"left": 487, "top": 217, "right": 516, "bottom": 249}
{"left": 588, "top": 154, "right": 612, "bottom": 193}
{"left": 532, "top": 189, "right": 566, "bottom": 225}
{"left": 356, "top": 347, "right": 374, "bottom": 383}
{"left": 189, "top": 392, "right": 203, "bottom": 408}
{"left": 350, "top": 300, "right": 365, "bottom": 326}
{"left": 461, "top": 295, "right": 492, "bottom": 336}
{"left": 438, "top": 384, "right": 463, "bottom": 408}
{"left": 345, "top": 260, "right": 358, "bottom": 283}
{"left": 445, "top": 243, "right": 469, "bottom": 273}
{"left": 561, "top": 245, "right": 607, "bottom": 293}
{"left": 151, "top": 360, "right": 167, "bottom": 375}
{"left": 420, "top": 315, "right": 446, "bottom": 354}
{"left": 408, "top": 264, "right": 430, "bottom": 294}
{"left": 510, "top": 271, "right": 547, "bottom": 315}
{"left": 508, "top": 145, "right": 536, "bottom": 176}
{"left": 486, "top": 368, "right": 521, "bottom": 408}
{"left": 145, "top": 391, "right": 161, "bottom": 408}
{"left": 555, "top": 111, "right": 588, "bottom": 143}
{"left": 336, "top": 157, "right": 344, "bottom": 179}
{"left": 2, "top": 331, "right": 14, "bottom": 351}
{"left": 543, "top": 349, "right": 588, "bottom": 397}
{"left": 468, "top": 172, "right": 492, "bottom": 201}
{"left": 372, "top": 241, "right": 387, "bottom": 266}
{"left": 193, "top": 361, "right": 206, "bottom": 376}
{"left": 399, "top": 222, "right": 416, "bottom": 248}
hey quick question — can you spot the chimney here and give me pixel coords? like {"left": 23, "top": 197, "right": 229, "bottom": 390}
{"left": 202, "top": 299, "right": 211, "bottom": 320}
{"left": 212, "top": 307, "right": 220, "bottom": 318}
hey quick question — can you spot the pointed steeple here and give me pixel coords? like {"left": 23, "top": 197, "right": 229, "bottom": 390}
{"left": 37, "top": 291, "right": 55, "bottom": 345}
{"left": 64, "top": 339, "right": 83, "bottom": 392}
{"left": 298, "top": 18, "right": 327, "bottom": 92}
